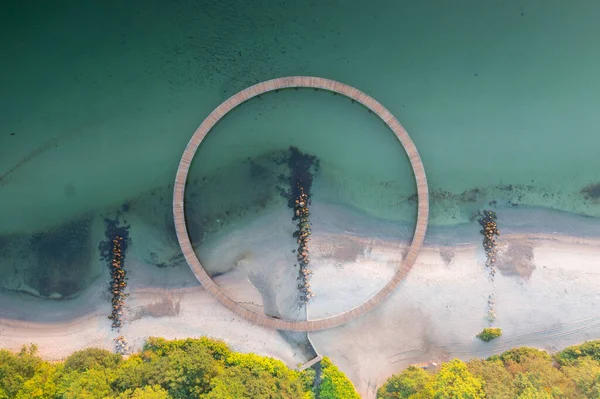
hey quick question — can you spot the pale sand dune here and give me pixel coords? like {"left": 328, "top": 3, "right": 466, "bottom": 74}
{"left": 2, "top": 205, "right": 600, "bottom": 399}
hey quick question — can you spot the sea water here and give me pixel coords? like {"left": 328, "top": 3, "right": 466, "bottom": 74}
{"left": 1, "top": 0, "right": 600, "bottom": 295}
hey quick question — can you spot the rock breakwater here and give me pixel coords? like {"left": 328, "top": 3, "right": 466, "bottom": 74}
{"left": 478, "top": 210, "right": 500, "bottom": 324}
{"left": 294, "top": 184, "right": 313, "bottom": 304}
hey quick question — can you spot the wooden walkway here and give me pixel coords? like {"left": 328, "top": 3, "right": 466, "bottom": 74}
{"left": 298, "top": 355, "right": 324, "bottom": 371}
{"left": 173, "top": 76, "right": 429, "bottom": 331}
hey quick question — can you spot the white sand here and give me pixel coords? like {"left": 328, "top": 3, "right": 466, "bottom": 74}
{"left": 0, "top": 269, "right": 302, "bottom": 366}
{"left": 309, "top": 232, "right": 600, "bottom": 398}
{"left": 2, "top": 204, "right": 600, "bottom": 399}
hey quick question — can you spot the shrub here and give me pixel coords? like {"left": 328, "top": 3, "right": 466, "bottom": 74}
{"left": 477, "top": 328, "right": 502, "bottom": 342}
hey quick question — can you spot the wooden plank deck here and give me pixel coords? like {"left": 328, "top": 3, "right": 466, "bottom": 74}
{"left": 173, "top": 76, "right": 429, "bottom": 331}
{"left": 298, "top": 355, "right": 324, "bottom": 371}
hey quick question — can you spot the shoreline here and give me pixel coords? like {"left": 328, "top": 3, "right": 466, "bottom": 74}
{"left": 1, "top": 203, "right": 600, "bottom": 399}
{"left": 1, "top": 230, "right": 597, "bottom": 322}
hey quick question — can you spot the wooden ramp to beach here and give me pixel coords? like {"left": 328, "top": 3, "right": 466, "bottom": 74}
{"left": 298, "top": 354, "right": 324, "bottom": 371}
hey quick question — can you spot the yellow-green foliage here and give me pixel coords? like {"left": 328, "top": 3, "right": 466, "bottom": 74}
{"left": 316, "top": 357, "right": 360, "bottom": 399}
{"left": 477, "top": 328, "right": 502, "bottom": 342}
{"left": 13, "top": 363, "right": 60, "bottom": 399}
{"left": 429, "top": 359, "right": 485, "bottom": 399}
{"left": 467, "top": 359, "right": 517, "bottom": 399}
{"left": 116, "top": 385, "right": 171, "bottom": 399}
{"left": 202, "top": 352, "right": 307, "bottom": 398}
{"left": 0, "top": 338, "right": 350, "bottom": 399}
{"left": 379, "top": 341, "right": 600, "bottom": 399}
{"left": 554, "top": 340, "right": 600, "bottom": 366}
{"left": 63, "top": 348, "right": 121, "bottom": 373}
{"left": 562, "top": 357, "right": 600, "bottom": 398}
{"left": 0, "top": 345, "right": 42, "bottom": 398}
{"left": 377, "top": 366, "right": 432, "bottom": 399}
{"left": 490, "top": 347, "right": 551, "bottom": 364}
{"left": 62, "top": 367, "right": 115, "bottom": 399}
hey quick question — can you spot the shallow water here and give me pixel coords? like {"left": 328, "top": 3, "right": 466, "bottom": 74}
{"left": 1, "top": 0, "right": 600, "bottom": 296}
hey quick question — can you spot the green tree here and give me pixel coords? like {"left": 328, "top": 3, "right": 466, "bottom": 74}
{"left": 0, "top": 345, "right": 43, "bottom": 398}
{"left": 202, "top": 365, "right": 293, "bottom": 399}
{"left": 504, "top": 354, "right": 576, "bottom": 397}
{"left": 63, "top": 348, "right": 121, "bottom": 373}
{"left": 300, "top": 366, "right": 316, "bottom": 399}
{"left": 555, "top": 341, "right": 600, "bottom": 366}
{"left": 112, "top": 354, "right": 154, "bottom": 393}
{"left": 14, "top": 363, "right": 60, "bottom": 399}
{"left": 143, "top": 337, "right": 230, "bottom": 361}
{"left": 377, "top": 366, "right": 432, "bottom": 399}
{"left": 513, "top": 373, "right": 552, "bottom": 399}
{"left": 516, "top": 385, "right": 552, "bottom": 399}
{"left": 562, "top": 357, "right": 600, "bottom": 398}
{"left": 202, "top": 352, "right": 307, "bottom": 399}
{"left": 135, "top": 338, "right": 223, "bottom": 398}
{"left": 116, "top": 385, "right": 172, "bottom": 399}
{"left": 467, "top": 358, "right": 517, "bottom": 399}
{"left": 62, "top": 367, "right": 115, "bottom": 399}
{"left": 489, "top": 347, "right": 551, "bottom": 365}
{"left": 316, "top": 357, "right": 360, "bottom": 399}
{"left": 0, "top": 337, "right": 353, "bottom": 399}
{"left": 429, "top": 359, "right": 484, "bottom": 399}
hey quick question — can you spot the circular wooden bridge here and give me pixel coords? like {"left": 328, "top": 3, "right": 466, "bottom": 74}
{"left": 173, "top": 76, "right": 429, "bottom": 331}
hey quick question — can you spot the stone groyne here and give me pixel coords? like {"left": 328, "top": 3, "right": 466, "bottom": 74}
{"left": 294, "top": 184, "right": 313, "bottom": 304}
{"left": 478, "top": 210, "right": 500, "bottom": 324}
{"left": 107, "top": 236, "right": 127, "bottom": 330}
{"left": 99, "top": 216, "right": 131, "bottom": 353}
{"left": 280, "top": 147, "right": 319, "bottom": 306}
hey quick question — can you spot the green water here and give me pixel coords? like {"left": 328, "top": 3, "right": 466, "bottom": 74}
{"left": 1, "top": 0, "right": 600, "bottom": 296}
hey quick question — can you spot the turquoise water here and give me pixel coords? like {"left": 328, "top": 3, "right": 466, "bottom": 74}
{"left": 1, "top": 0, "right": 600, "bottom": 296}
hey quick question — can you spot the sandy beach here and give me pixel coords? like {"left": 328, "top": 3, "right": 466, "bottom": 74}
{"left": 2, "top": 203, "right": 600, "bottom": 399}
{"left": 3, "top": 2, "right": 600, "bottom": 398}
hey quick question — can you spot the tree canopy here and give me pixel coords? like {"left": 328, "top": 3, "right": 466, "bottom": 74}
{"left": 0, "top": 337, "right": 357, "bottom": 399}
{"left": 315, "top": 357, "right": 360, "bottom": 399}
{"left": 377, "top": 366, "right": 432, "bottom": 399}
{"left": 379, "top": 341, "right": 600, "bottom": 399}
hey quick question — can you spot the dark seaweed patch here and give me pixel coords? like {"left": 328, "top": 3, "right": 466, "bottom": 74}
{"left": 0, "top": 234, "right": 8, "bottom": 254}
{"left": 121, "top": 201, "right": 131, "bottom": 213}
{"left": 277, "top": 147, "right": 319, "bottom": 207}
{"left": 28, "top": 215, "right": 93, "bottom": 297}
{"left": 98, "top": 215, "right": 131, "bottom": 265}
{"left": 581, "top": 183, "right": 600, "bottom": 200}
{"left": 150, "top": 251, "right": 173, "bottom": 269}
{"left": 429, "top": 188, "right": 485, "bottom": 203}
